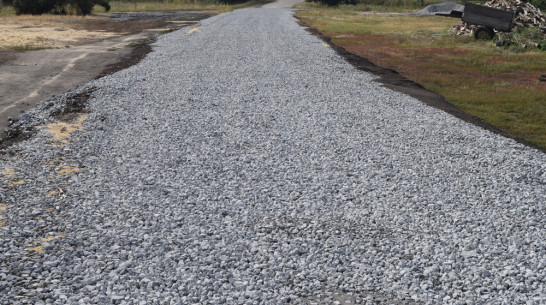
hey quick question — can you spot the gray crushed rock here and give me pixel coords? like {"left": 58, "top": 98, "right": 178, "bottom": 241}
{"left": 1, "top": 7, "right": 545, "bottom": 305}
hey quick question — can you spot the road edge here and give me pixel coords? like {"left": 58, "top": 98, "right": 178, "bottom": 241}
{"left": 295, "top": 17, "right": 546, "bottom": 155}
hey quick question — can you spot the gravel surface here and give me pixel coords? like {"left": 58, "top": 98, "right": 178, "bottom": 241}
{"left": 1, "top": 8, "right": 546, "bottom": 305}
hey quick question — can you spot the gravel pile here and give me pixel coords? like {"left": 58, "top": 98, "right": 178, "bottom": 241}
{"left": 416, "top": 3, "right": 464, "bottom": 15}
{"left": 1, "top": 8, "right": 545, "bottom": 305}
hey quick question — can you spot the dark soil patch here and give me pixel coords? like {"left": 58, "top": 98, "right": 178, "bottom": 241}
{"left": 97, "top": 40, "right": 153, "bottom": 78}
{"left": 0, "top": 126, "right": 34, "bottom": 153}
{"left": 296, "top": 19, "right": 546, "bottom": 154}
{"left": 72, "top": 12, "right": 211, "bottom": 35}
{"left": 0, "top": 89, "right": 94, "bottom": 153}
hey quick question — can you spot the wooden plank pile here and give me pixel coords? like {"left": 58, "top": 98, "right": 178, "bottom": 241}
{"left": 450, "top": 0, "right": 545, "bottom": 35}
{"left": 486, "top": 0, "right": 545, "bottom": 27}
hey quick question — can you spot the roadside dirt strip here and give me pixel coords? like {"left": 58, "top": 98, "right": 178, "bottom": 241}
{"left": 1, "top": 5, "right": 545, "bottom": 305}
{"left": 0, "top": 12, "right": 209, "bottom": 139}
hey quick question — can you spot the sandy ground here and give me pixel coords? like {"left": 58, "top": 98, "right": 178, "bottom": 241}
{"left": 0, "top": 12, "right": 209, "bottom": 141}
{"left": 0, "top": 15, "right": 119, "bottom": 50}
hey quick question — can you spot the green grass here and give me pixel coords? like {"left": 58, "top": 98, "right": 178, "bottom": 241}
{"left": 0, "top": 5, "right": 15, "bottom": 15}
{"left": 297, "top": 7, "right": 546, "bottom": 149}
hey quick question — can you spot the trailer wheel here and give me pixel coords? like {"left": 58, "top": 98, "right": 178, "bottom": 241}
{"left": 474, "top": 27, "right": 495, "bottom": 40}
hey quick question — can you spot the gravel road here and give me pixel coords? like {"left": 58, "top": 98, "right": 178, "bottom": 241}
{"left": 1, "top": 8, "right": 545, "bottom": 305}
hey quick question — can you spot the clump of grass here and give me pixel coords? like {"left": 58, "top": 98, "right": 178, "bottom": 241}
{"left": 0, "top": 5, "right": 17, "bottom": 15}
{"left": 5, "top": 44, "right": 46, "bottom": 51}
{"left": 301, "top": 0, "right": 451, "bottom": 11}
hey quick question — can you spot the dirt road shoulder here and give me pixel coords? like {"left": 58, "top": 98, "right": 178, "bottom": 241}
{"left": 0, "top": 12, "right": 210, "bottom": 143}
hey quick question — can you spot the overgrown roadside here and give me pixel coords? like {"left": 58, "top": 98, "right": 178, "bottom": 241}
{"left": 296, "top": 6, "right": 546, "bottom": 151}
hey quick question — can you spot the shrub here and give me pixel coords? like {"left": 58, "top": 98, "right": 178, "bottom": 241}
{"left": 216, "top": 0, "right": 246, "bottom": 4}
{"left": 529, "top": 0, "right": 546, "bottom": 10}
{"left": 13, "top": 0, "right": 57, "bottom": 14}
{"left": 13, "top": 0, "right": 110, "bottom": 15}
{"left": 307, "top": 0, "right": 356, "bottom": 7}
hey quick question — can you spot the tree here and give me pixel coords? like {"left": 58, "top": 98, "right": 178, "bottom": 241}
{"left": 13, "top": 0, "right": 110, "bottom": 15}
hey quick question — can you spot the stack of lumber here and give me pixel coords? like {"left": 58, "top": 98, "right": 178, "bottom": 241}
{"left": 450, "top": 0, "right": 545, "bottom": 35}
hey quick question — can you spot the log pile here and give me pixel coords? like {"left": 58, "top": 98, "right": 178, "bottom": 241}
{"left": 487, "top": 0, "right": 545, "bottom": 27}
{"left": 450, "top": 0, "right": 546, "bottom": 36}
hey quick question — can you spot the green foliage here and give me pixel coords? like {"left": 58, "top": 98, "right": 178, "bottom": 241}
{"left": 307, "top": 0, "right": 357, "bottom": 7}
{"left": 498, "top": 27, "right": 546, "bottom": 51}
{"left": 94, "top": 0, "right": 110, "bottom": 11}
{"left": 216, "top": 0, "right": 246, "bottom": 4}
{"left": 12, "top": 0, "right": 110, "bottom": 14}
{"left": 73, "top": 0, "right": 94, "bottom": 14}
{"left": 528, "top": 0, "right": 545, "bottom": 10}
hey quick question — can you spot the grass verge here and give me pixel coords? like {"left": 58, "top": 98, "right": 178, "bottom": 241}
{"left": 96, "top": 0, "right": 233, "bottom": 13}
{"left": 296, "top": 5, "right": 546, "bottom": 150}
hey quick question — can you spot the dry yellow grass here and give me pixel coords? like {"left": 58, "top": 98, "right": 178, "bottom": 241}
{"left": 36, "top": 114, "right": 88, "bottom": 146}
{"left": 0, "top": 15, "right": 118, "bottom": 49}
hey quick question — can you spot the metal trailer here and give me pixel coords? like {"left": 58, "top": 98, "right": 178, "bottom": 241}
{"left": 462, "top": 3, "right": 515, "bottom": 40}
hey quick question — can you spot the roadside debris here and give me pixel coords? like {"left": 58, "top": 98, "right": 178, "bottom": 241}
{"left": 449, "top": 0, "right": 545, "bottom": 36}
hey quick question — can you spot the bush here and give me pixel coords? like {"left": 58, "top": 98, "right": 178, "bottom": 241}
{"left": 94, "top": 0, "right": 110, "bottom": 11}
{"left": 307, "top": 0, "right": 357, "bottom": 7}
{"left": 13, "top": 0, "right": 109, "bottom": 15}
{"left": 73, "top": 0, "right": 93, "bottom": 14}
{"left": 216, "top": 0, "right": 246, "bottom": 4}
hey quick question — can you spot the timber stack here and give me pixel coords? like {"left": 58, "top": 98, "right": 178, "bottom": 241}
{"left": 450, "top": 0, "right": 546, "bottom": 35}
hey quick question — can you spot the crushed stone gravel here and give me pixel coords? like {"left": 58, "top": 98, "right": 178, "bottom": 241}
{"left": 1, "top": 7, "right": 545, "bottom": 305}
